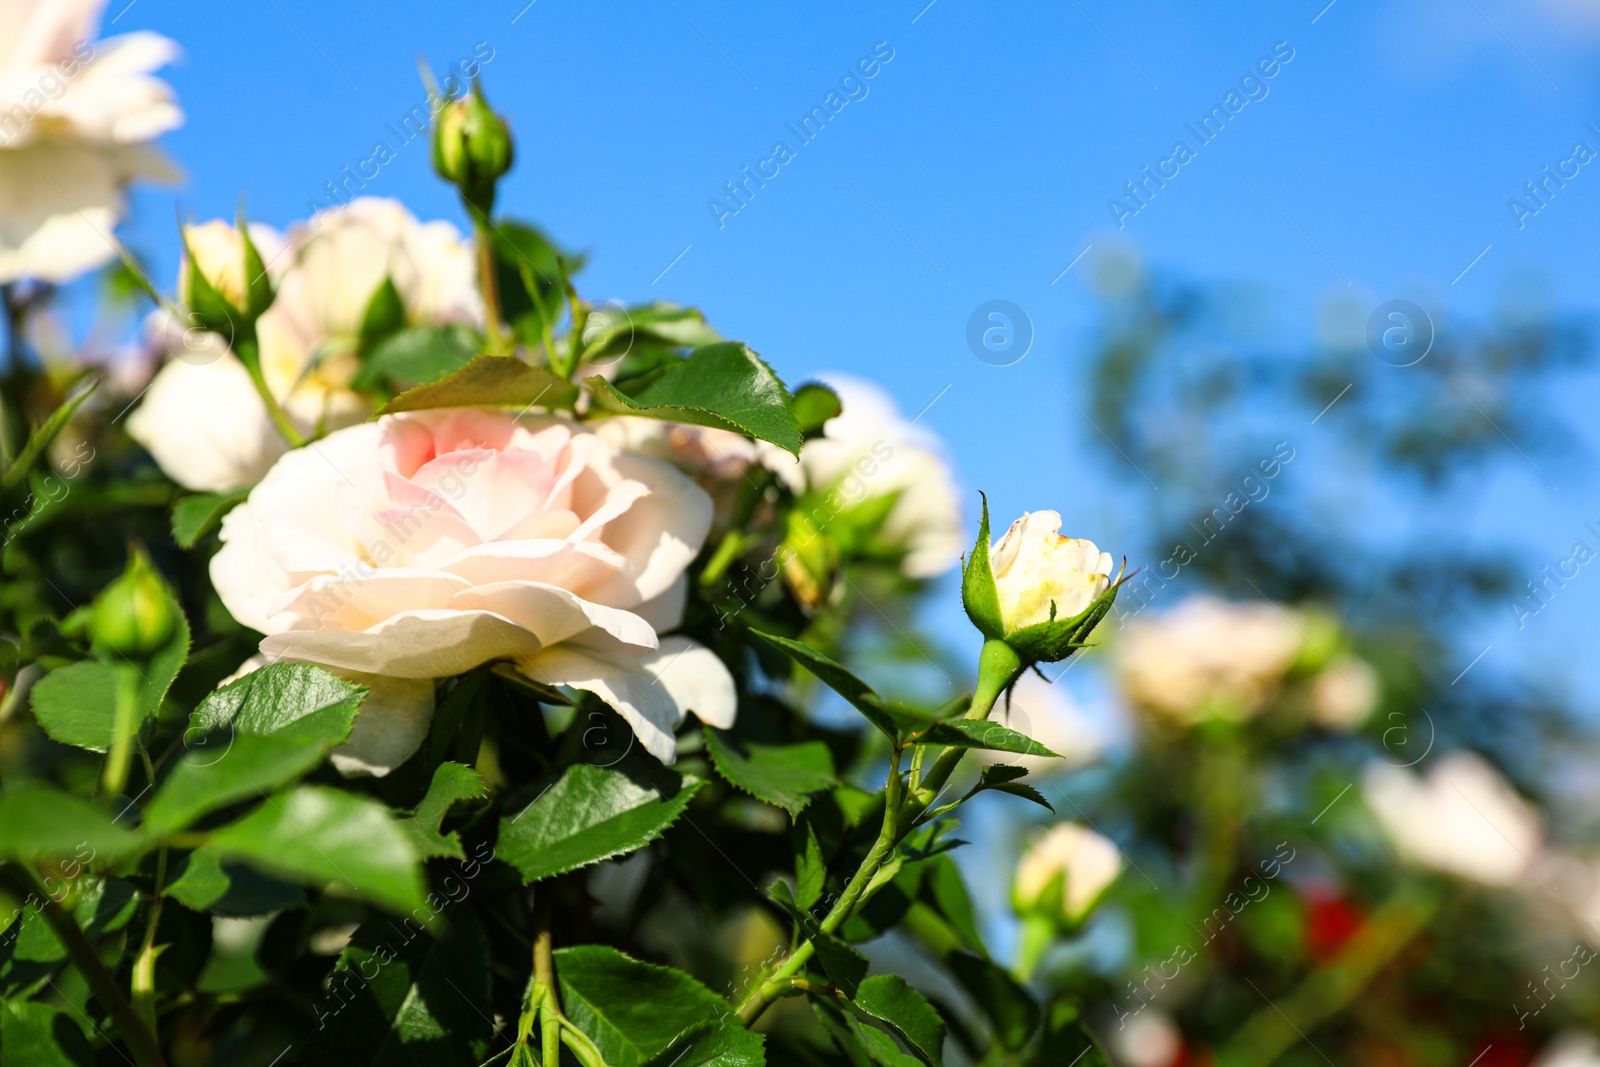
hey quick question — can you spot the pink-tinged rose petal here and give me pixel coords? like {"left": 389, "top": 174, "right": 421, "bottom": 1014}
{"left": 441, "top": 539, "right": 625, "bottom": 594}
{"left": 446, "top": 580, "right": 656, "bottom": 651}
{"left": 260, "top": 608, "right": 541, "bottom": 678}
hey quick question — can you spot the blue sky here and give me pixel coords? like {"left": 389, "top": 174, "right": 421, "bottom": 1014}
{"left": 106, "top": 0, "right": 1600, "bottom": 704}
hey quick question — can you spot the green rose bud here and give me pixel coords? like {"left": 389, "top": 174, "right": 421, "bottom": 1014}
{"left": 433, "top": 82, "right": 514, "bottom": 215}
{"left": 91, "top": 546, "right": 177, "bottom": 656}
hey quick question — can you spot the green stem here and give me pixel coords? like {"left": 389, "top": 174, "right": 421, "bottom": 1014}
{"left": 533, "top": 896, "right": 560, "bottom": 1067}
{"left": 232, "top": 340, "right": 306, "bottom": 448}
{"left": 102, "top": 664, "right": 139, "bottom": 798}
{"left": 1214, "top": 885, "right": 1439, "bottom": 1067}
{"left": 1013, "top": 911, "right": 1057, "bottom": 981}
{"left": 473, "top": 214, "right": 507, "bottom": 357}
{"left": 0, "top": 865, "right": 166, "bottom": 1067}
{"left": 906, "top": 639, "right": 1021, "bottom": 825}
{"left": 131, "top": 840, "right": 168, "bottom": 1036}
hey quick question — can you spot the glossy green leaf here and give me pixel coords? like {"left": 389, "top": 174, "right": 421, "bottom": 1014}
{"left": 401, "top": 762, "right": 486, "bottom": 860}
{"left": 586, "top": 342, "right": 802, "bottom": 455}
{"left": 187, "top": 662, "right": 366, "bottom": 745}
{"left": 207, "top": 786, "right": 426, "bottom": 915}
{"left": 28, "top": 661, "right": 116, "bottom": 752}
{"left": 171, "top": 490, "right": 247, "bottom": 549}
{"left": 851, "top": 1021, "right": 923, "bottom": 1067}
{"left": 705, "top": 728, "right": 836, "bottom": 818}
{"left": 354, "top": 324, "right": 482, "bottom": 391}
{"left": 380, "top": 353, "right": 578, "bottom": 414}
{"left": 851, "top": 976, "right": 946, "bottom": 1067}
{"left": 580, "top": 302, "right": 720, "bottom": 364}
{"left": 144, "top": 728, "right": 350, "bottom": 835}
{"left": 304, "top": 908, "right": 492, "bottom": 1066}
{"left": 0, "top": 786, "right": 142, "bottom": 862}
{"left": 916, "top": 720, "right": 1059, "bottom": 758}
{"left": 555, "top": 945, "right": 733, "bottom": 1067}
{"left": 164, "top": 846, "right": 305, "bottom": 915}
{"left": 640, "top": 1021, "right": 765, "bottom": 1067}
{"left": 0, "top": 1000, "right": 94, "bottom": 1067}
{"left": 748, "top": 630, "right": 897, "bottom": 742}
{"left": 792, "top": 382, "right": 842, "bottom": 435}
{"left": 497, "top": 759, "right": 702, "bottom": 883}
{"left": 492, "top": 219, "right": 571, "bottom": 334}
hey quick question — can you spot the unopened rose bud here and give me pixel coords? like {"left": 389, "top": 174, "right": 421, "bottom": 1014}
{"left": 179, "top": 220, "right": 281, "bottom": 328}
{"left": 963, "top": 496, "right": 1121, "bottom": 667}
{"left": 1013, "top": 822, "right": 1122, "bottom": 927}
{"left": 433, "top": 83, "right": 513, "bottom": 214}
{"left": 91, "top": 546, "right": 177, "bottom": 656}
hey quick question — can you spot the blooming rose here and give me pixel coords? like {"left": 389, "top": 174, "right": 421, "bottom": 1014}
{"left": 1013, "top": 822, "right": 1122, "bottom": 924}
{"left": 210, "top": 407, "right": 735, "bottom": 764}
{"left": 129, "top": 200, "right": 480, "bottom": 493}
{"left": 1307, "top": 655, "right": 1379, "bottom": 730}
{"left": 1115, "top": 596, "right": 1304, "bottom": 726}
{"left": 1363, "top": 752, "right": 1541, "bottom": 887}
{"left": 990, "top": 510, "right": 1114, "bottom": 632}
{"left": 0, "top": 0, "right": 182, "bottom": 282}
{"left": 772, "top": 373, "right": 963, "bottom": 580}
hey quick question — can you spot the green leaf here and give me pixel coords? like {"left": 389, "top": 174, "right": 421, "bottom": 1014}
{"left": 164, "top": 846, "right": 305, "bottom": 915}
{"left": 305, "top": 908, "right": 493, "bottom": 1066}
{"left": 354, "top": 324, "right": 483, "bottom": 391}
{"left": 705, "top": 729, "right": 836, "bottom": 818}
{"left": 748, "top": 630, "right": 897, "bottom": 742}
{"left": 171, "top": 491, "right": 247, "bottom": 549}
{"left": 795, "top": 819, "right": 826, "bottom": 911}
{"left": 29, "top": 661, "right": 116, "bottom": 752}
{"left": 497, "top": 758, "right": 701, "bottom": 884}
{"left": 915, "top": 720, "right": 1059, "bottom": 758}
{"left": 143, "top": 727, "right": 352, "bottom": 835}
{"left": 1035, "top": 1001, "right": 1113, "bottom": 1067}
{"left": 580, "top": 302, "right": 721, "bottom": 364}
{"left": 0, "top": 786, "right": 142, "bottom": 862}
{"left": 206, "top": 786, "right": 426, "bottom": 915}
{"left": 380, "top": 353, "right": 578, "bottom": 414}
{"left": 984, "top": 781, "right": 1053, "bottom": 811}
{"left": 0, "top": 372, "right": 99, "bottom": 490}
{"left": 187, "top": 662, "right": 367, "bottom": 745}
{"left": 555, "top": 945, "right": 733, "bottom": 1067}
{"left": 792, "top": 382, "right": 842, "bottom": 436}
{"left": 961, "top": 493, "right": 1004, "bottom": 640}
{"left": 851, "top": 1021, "right": 923, "bottom": 1067}
{"left": 0, "top": 878, "right": 139, "bottom": 994}
{"left": 0, "top": 999, "right": 94, "bottom": 1067}
{"left": 401, "top": 762, "right": 486, "bottom": 860}
{"left": 920, "top": 856, "right": 985, "bottom": 955}
{"left": 586, "top": 342, "right": 802, "bottom": 455}
{"left": 640, "top": 1021, "right": 765, "bottom": 1067}
{"left": 358, "top": 276, "right": 406, "bottom": 350}
{"left": 492, "top": 220, "right": 572, "bottom": 334}
{"left": 945, "top": 952, "right": 1039, "bottom": 1050}
{"left": 851, "top": 976, "right": 946, "bottom": 1067}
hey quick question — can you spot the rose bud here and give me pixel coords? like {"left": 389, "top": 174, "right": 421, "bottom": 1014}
{"left": 90, "top": 545, "right": 178, "bottom": 656}
{"left": 433, "top": 82, "right": 514, "bottom": 214}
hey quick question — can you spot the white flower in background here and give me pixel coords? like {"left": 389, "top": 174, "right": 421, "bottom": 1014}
{"left": 1534, "top": 1033, "right": 1600, "bottom": 1067}
{"left": 0, "top": 0, "right": 182, "bottom": 282}
{"left": 981, "top": 668, "right": 1107, "bottom": 777}
{"left": 1363, "top": 752, "right": 1541, "bottom": 887}
{"left": 224, "top": 654, "right": 435, "bottom": 778}
{"left": 1308, "top": 655, "right": 1379, "bottom": 730}
{"left": 129, "top": 200, "right": 480, "bottom": 493}
{"left": 774, "top": 373, "right": 962, "bottom": 579}
{"left": 1013, "top": 822, "right": 1122, "bottom": 925}
{"left": 990, "top": 510, "right": 1114, "bottom": 631}
{"left": 1110, "top": 1010, "right": 1183, "bottom": 1067}
{"left": 210, "top": 407, "right": 735, "bottom": 765}
{"left": 1115, "top": 597, "right": 1304, "bottom": 726}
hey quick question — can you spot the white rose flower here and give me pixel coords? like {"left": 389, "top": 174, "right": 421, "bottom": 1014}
{"left": 1363, "top": 752, "right": 1541, "bottom": 887}
{"left": 990, "top": 510, "right": 1114, "bottom": 632}
{"left": 1535, "top": 1034, "right": 1600, "bottom": 1067}
{"left": 129, "top": 200, "right": 479, "bottom": 493}
{"left": 0, "top": 0, "right": 181, "bottom": 282}
{"left": 210, "top": 407, "right": 736, "bottom": 764}
{"left": 776, "top": 373, "right": 962, "bottom": 579}
{"left": 1013, "top": 822, "right": 1122, "bottom": 924}
{"left": 1308, "top": 655, "right": 1379, "bottom": 730}
{"left": 1110, "top": 1010, "right": 1183, "bottom": 1067}
{"left": 1115, "top": 596, "right": 1304, "bottom": 726}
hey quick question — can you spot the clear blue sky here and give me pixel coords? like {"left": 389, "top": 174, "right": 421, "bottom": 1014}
{"left": 108, "top": 0, "right": 1600, "bottom": 704}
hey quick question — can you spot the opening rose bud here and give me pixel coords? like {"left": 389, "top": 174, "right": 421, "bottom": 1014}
{"left": 963, "top": 495, "right": 1122, "bottom": 671}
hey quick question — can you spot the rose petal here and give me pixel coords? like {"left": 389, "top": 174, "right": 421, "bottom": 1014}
{"left": 260, "top": 608, "right": 541, "bottom": 678}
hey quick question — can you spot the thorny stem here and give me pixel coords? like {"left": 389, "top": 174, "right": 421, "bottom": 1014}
{"left": 735, "top": 639, "right": 1024, "bottom": 1027}
{"left": 0, "top": 864, "right": 167, "bottom": 1067}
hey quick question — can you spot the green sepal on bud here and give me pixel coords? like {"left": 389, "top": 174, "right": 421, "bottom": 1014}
{"left": 433, "top": 80, "right": 514, "bottom": 216}
{"left": 90, "top": 544, "right": 179, "bottom": 657}
{"left": 962, "top": 492, "right": 1005, "bottom": 640}
{"left": 1003, "top": 567, "right": 1126, "bottom": 665}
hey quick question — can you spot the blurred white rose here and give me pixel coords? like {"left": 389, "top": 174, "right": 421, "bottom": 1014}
{"left": 981, "top": 667, "right": 1106, "bottom": 777}
{"left": 1363, "top": 751, "right": 1541, "bottom": 887}
{"left": 1115, "top": 597, "right": 1304, "bottom": 726}
{"left": 0, "top": 0, "right": 182, "bottom": 282}
{"left": 1534, "top": 1033, "right": 1600, "bottom": 1067}
{"left": 128, "top": 201, "right": 480, "bottom": 493}
{"left": 775, "top": 373, "right": 962, "bottom": 580}
{"left": 1110, "top": 1009, "right": 1182, "bottom": 1067}
{"left": 990, "top": 510, "right": 1113, "bottom": 632}
{"left": 1013, "top": 821, "right": 1122, "bottom": 925}
{"left": 1308, "top": 655, "right": 1379, "bottom": 730}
